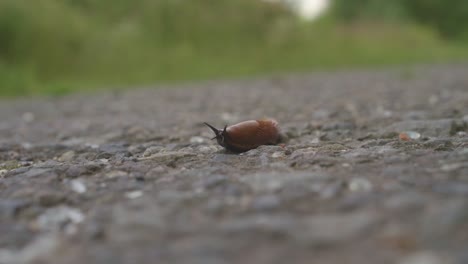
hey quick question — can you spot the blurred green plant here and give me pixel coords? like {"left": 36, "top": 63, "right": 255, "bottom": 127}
{"left": 404, "top": 0, "right": 468, "bottom": 39}
{"left": 0, "top": 0, "right": 467, "bottom": 97}
{"left": 332, "top": 0, "right": 468, "bottom": 39}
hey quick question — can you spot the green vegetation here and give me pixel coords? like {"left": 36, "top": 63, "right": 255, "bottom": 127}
{"left": 1, "top": 0, "right": 468, "bottom": 97}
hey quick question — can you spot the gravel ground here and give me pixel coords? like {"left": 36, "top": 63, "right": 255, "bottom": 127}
{"left": 0, "top": 64, "right": 467, "bottom": 264}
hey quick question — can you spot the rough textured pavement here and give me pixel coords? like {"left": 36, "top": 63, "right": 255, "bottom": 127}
{"left": 0, "top": 65, "right": 467, "bottom": 264}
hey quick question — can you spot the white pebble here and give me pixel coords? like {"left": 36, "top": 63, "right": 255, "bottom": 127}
{"left": 22, "top": 112, "right": 35, "bottom": 123}
{"left": 106, "top": 170, "right": 128, "bottom": 179}
{"left": 69, "top": 179, "right": 87, "bottom": 194}
{"left": 271, "top": 151, "right": 284, "bottom": 158}
{"left": 348, "top": 178, "right": 373, "bottom": 192}
{"left": 190, "top": 136, "right": 205, "bottom": 144}
{"left": 125, "top": 190, "right": 143, "bottom": 199}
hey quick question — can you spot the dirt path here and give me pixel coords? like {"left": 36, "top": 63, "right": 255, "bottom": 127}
{"left": 1, "top": 65, "right": 467, "bottom": 264}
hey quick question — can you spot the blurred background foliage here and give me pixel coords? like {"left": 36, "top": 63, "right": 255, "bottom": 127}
{"left": 0, "top": 0, "right": 467, "bottom": 97}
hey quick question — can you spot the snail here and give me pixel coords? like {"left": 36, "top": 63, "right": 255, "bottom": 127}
{"left": 203, "top": 119, "right": 281, "bottom": 152}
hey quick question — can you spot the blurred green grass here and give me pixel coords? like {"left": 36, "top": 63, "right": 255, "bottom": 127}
{"left": 1, "top": 0, "right": 468, "bottom": 97}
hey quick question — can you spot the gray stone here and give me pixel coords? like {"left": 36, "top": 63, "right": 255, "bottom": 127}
{"left": 0, "top": 199, "right": 29, "bottom": 218}
{"left": 58, "top": 151, "right": 76, "bottom": 162}
{"left": 35, "top": 206, "right": 85, "bottom": 232}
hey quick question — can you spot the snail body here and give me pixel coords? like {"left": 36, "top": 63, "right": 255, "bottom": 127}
{"left": 204, "top": 119, "right": 281, "bottom": 152}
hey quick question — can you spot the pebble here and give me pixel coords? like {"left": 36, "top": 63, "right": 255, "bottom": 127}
{"left": 125, "top": 190, "right": 143, "bottom": 199}
{"left": 197, "top": 145, "right": 217, "bottom": 153}
{"left": 106, "top": 170, "right": 128, "bottom": 179}
{"left": 440, "top": 163, "right": 464, "bottom": 172}
{"left": 0, "top": 199, "right": 28, "bottom": 218}
{"left": 69, "top": 179, "right": 87, "bottom": 194}
{"left": 142, "top": 146, "right": 164, "bottom": 157}
{"left": 58, "top": 151, "right": 76, "bottom": 162}
{"left": 271, "top": 151, "right": 284, "bottom": 158}
{"left": 22, "top": 112, "right": 35, "bottom": 123}
{"left": 190, "top": 136, "right": 205, "bottom": 144}
{"left": 348, "top": 178, "right": 373, "bottom": 192}
{"left": 399, "top": 131, "right": 421, "bottom": 141}
{"left": 0, "top": 169, "right": 7, "bottom": 177}
{"left": 35, "top": 206, "right": 85, "bottom": 232}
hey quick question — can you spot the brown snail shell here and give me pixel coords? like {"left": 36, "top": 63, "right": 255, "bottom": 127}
{"left": 204, "top": 119, "right": 281, "bottom": 152}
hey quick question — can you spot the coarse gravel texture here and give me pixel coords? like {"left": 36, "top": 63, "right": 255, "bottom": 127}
{"left": 0, "top": 64, "right": 467, "bottom": 264}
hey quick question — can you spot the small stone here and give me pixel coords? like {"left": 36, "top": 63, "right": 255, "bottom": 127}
{"left": 58, "top": 151, "right": 75, "bottom": 162}
{"left": 348, "top": 178, "right": 373, "bottom": 192}
{"left": 190, "top": 136, "right": 205, "bottom": 144}
{"left": 142, "top": 146, "right": 164, "bottom": 157}
{"left": 197, "top": 145, "right": 217, "bottom": 153}
{"left": 22, "top": 112, "right": 35, "bottom": 123}
{"left": 399, "top": 131, "right": 421, "bottom": 141}
{"left": 429, "top": 95, "right": 439, "bottom": 105}
{"left": 0, "top": 169, "right": 7, "bottom": 177}
{"left": 271, "top": 151, "right": 284, "bottom": 158}
{"left": 0, "top": 199, "right": 28, "bottom": 218}
{"left": 106, "top": 170, "right": 128, "bottom": 179}
{"left": 399, "top": 251, "right": 443, "bottom": 264}
{"left": 35, "top": 206, "right": 85, "bottom": 232}
{"left": 21, "top": 142, "right": 33, "bottom": 149}
{"left": 440, "top": 163, "right": 464, "bottom": 172}
{"left": 125, "top": 190, "right": 143, "bottom": 199}
{"left": 69, "top": 179, "right": 87, "bottom": 194}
